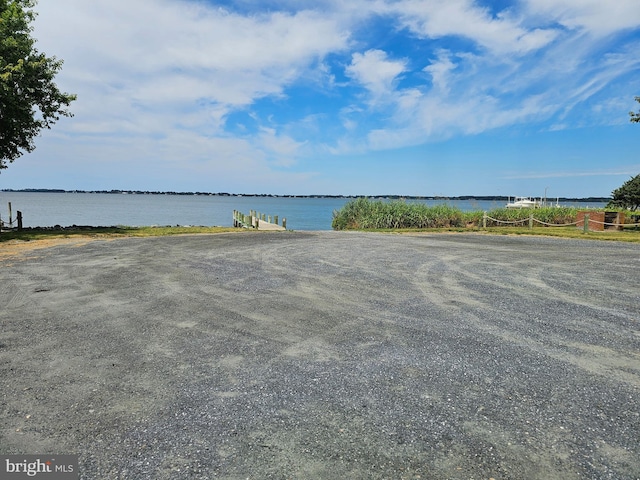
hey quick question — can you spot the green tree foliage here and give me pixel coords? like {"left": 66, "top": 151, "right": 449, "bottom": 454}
{"left": 631, "top": 96, "right": 640, "bottom": 123}
{"left": 0, "top": 0, "right": 75, "bottom": 170}
{"left": 607, "top": 174, "right": 640, "bottom": 211}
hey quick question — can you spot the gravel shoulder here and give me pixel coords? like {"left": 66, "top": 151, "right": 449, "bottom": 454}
{"left": 1, "top": 231, "right": 639, "bottom": 479}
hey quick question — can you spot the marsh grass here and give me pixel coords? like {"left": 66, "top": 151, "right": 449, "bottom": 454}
{"left": 332, "top": 197, "right": 465, "bottom": 229}
{"left": 482, "top": 207, "right": 579, "bottom": 226}
{"left": 332, "top": 198, "right": 639, "bottom": 241}
{"left": 332, "top": 198, "right": 580, "bottom": 230}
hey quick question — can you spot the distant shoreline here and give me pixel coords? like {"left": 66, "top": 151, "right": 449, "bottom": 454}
{"left": 0, "top": 189, "right": 610, "bottom": 203}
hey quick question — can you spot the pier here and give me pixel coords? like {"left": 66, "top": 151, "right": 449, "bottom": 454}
{"left": 233, "top": 210, "right": 286, "bottom": 231}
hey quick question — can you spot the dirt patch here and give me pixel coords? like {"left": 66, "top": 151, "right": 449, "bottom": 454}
{"left": 0, "top": 236, "right": 105, "bottom": 261}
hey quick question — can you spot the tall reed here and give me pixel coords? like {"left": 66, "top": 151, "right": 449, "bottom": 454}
{"left": 332, "top": 198, "right": 465, "bottom": 229}
{"left": 332, "top": 198, "right": 595, "bottom": 230}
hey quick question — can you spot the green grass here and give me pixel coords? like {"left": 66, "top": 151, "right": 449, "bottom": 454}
{"left": 458, "top": 226, "right": 640, "bottom": 242}
{"left": 0, "top": 225, "right": 240, "bottom": 243}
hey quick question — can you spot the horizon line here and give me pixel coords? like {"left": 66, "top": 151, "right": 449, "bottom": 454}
{"left": 0, "top": 188, "right": 611, "bottom": 201}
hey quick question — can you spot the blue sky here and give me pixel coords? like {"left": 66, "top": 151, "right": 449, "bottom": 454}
{"left": 2, "top": 0, "right": 639, "bottom": 197}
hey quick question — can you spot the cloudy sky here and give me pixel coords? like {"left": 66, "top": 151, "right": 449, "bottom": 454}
{"left": 2, "top": 0, "right": 640, "bottom": 196}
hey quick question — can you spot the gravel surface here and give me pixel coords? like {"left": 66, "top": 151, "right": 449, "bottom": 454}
{"left": 1, "top": 231, "right": 639, "bottom": 479}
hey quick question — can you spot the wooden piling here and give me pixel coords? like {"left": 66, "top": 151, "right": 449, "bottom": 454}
{"left": 233, "top": 209, "right": 286, "bottom": 230}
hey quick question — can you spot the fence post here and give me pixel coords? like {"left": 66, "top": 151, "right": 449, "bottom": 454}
{"left": 283, "top": 218, "right": 287, "bottom": 229}
{"left": 274, "top": 215, "right": 279, "bottom": 225}
{"left": 529, "top": 213, "right": 534, "bottom": 230}
{"left": 8, "top": 202, "right": 12, "bottom": 226}
{"left": 17, "top": 211, "right": 22, "bottom": 231}
{"left": 482, "top": 212, "right": 487, "bottom": 229}
{"left": 583, "top": 213, "right": 589, "bottom": 233}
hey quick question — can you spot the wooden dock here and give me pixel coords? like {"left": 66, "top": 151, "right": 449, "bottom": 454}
{"left": 233, "top": 210, "right": 286, "bottom": 231}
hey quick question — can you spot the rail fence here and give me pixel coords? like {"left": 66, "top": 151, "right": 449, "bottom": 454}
{"left": 482, "top": 212, "right": 640, "bottom": 232}
{"left": 0, "top": 202, "right": 23, "bottom": 232}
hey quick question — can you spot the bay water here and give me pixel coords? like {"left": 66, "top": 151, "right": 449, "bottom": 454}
{"left": 0, "top": 192, "right": 607, "bottom": 231}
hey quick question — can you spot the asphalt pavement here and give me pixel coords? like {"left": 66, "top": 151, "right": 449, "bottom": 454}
{"left": 1, "top": 231, "right": 639, "bottom": 479}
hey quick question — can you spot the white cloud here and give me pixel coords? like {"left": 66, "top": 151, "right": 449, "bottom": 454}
{"left": 503, "top": 167, "right": 640, "bottom": 180}
{"left": 16, "top": 0, "right": 639, "bottom": 195}
{"left": 26, "top": 0, "right": 355, "bottom": 188}
{"left": 257, "top": 127, "right": 305, "bottom": 166}
{"left": 33, "top": 0, "right": 351, "bottom": 126}
{"left": 381, "top": 0, "right": 558, "bottom": 55}
{"left": 330, "top": 0, "right": 640, "bottom": 154}
{"left": 345, "top": 49, "right": 407, "bottom": 98}
{"left": 525, "top": 0, "right": 640, "bottom": 36}
{"left": 423, "top": 50, "right": 456, "bottom": 93}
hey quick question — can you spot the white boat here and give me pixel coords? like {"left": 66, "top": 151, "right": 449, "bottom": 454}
{"left": 505, "top": 196, "right": 540, "bottom": 209}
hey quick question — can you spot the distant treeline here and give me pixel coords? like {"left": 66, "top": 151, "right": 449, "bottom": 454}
{"left": 0, "top": 189, "right": 610, "bottom": 202}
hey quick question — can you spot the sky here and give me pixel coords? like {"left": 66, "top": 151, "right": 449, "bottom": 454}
{"left": 2, "top": 0, "right": 639, "bottom": 197}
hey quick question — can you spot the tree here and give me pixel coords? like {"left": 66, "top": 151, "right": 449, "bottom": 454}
{"left": 631, "top": 96, "right": 640, "bottom": 123}
{"left": 607, "top": 174, "right": 640, "bottom": 211}
{"left": 0, "top": 0, "right": 76, "bottom": 170}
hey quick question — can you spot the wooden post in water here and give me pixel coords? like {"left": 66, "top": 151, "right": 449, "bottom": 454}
{"left": 8, "top": 202, "right": 12, "bottom": 226}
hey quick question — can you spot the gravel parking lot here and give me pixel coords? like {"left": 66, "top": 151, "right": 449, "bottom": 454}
{"left": 1, "top": 231, "right": 639, "bottom": 479}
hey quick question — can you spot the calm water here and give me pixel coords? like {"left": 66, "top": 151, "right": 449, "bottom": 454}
{"left": 0, "top": 192, "right": 607, "bottom": 230}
